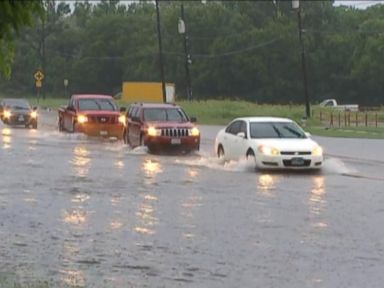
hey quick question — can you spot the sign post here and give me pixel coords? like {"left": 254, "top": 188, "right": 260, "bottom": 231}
{"left": 64, "top": 79, "right": 69, "bottom": 98}
{"left": 34, "top": 70, "right": 44, "bottom": 104}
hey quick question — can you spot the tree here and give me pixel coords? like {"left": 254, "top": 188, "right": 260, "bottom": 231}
{"left": 0, "top": 0, "right": 43, "bottom": 78}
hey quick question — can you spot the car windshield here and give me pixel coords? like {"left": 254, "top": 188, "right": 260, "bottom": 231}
{"left": 78, "top": 98, "right": 117, "bottom": 111}
{"left": 250, "top": 122, "right": 306, "bottom": 139}
{"left": 143, "top": 108, "right": 188, "bottom": 122}
{"left": 3, "top": 100, "right": 30, "bottom": 110}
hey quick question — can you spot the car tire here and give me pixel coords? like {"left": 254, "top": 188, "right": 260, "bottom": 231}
{"left": 73, "top": 122, "right": 78, "bottom": 133}
{"left": 139, "top": 134, "right": 145, "bottom": 146}
{"left": 58, "top": 117, "right": 64, "bottom": 131}
{"left": 123, "top": 128, "right": 127, "bottom": 144}
{"left": 246, "top": 149, "right": 255, "bottom": 159}
{"left": 217, "top": 145, "right": 225, "bottom": 159}
{"left": 32, "top": 122, "right": 37, "bottom": 129}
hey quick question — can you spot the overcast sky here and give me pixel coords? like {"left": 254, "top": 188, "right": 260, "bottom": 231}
{"left": 333, "top": 0, "right": 384, "bottom": 9}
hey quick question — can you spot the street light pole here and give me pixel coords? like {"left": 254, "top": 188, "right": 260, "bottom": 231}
{"left": 179, "top": 4, "right": 192, "bottom": 101}
{"left": 293, "top": 0, "right": 310, "bottom": 118}
{"left": 155, "top": 0, "right": 166, "bottom": 103}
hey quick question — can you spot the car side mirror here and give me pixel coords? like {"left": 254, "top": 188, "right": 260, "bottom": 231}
{"left": 237, "top": 132, "right": 246, "bottom": 138}
{"left": 190, "top": 116, "right": 197, "bottom": 123}
{"left": 120, "top": 107, "right": 126, "bottom": 113}
{"left": 305, "top": 132, "right": 311, "bottom": 137}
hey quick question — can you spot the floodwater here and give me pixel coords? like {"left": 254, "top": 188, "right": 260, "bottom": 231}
{"left": 1, "top": 111, "right": 384, "bottom": 288}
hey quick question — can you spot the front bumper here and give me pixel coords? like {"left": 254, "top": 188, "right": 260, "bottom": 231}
{"left": 75, "top": 123, "right": 125, "bottom": 139}
{"left": 1, "top": 114, "right": 36, "bottom": 126}
{"left": 255, "top": 154, "right": 323, "bottom": 170}
{"left": 144, "top": 135, "right": 200, "bottom": 152}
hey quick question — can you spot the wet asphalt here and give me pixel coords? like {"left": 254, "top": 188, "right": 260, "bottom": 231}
{"left": 0, "top": 110, "right": 384, "bottom": 288}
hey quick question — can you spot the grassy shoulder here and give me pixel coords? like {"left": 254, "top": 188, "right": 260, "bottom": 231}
{"left": 7, "top": 97, "right": 384, "bottom": 139}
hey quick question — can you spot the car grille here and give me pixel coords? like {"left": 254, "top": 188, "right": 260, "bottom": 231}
{"left": 10, "top": 114, "right": 30, "bottom": 123}
{"left": 161, "top": 128, "right": 189, "bottom": 137}
{"left": 283, "top": 159, "right": 311, "bottom": 167}
{"left": 88, "top": 116, "right": 117, "bottom": 124}
{"left": 280, "top": 151, "right": 312, "bottom": 155}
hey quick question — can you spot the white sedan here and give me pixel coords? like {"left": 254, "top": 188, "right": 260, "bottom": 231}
{"left": 214, "top": 117, "right": 323, "bottom": 170}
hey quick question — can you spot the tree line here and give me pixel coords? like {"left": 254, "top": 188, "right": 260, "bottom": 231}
{"left": 1, "top": 0, "right": 384, "bottom": 106}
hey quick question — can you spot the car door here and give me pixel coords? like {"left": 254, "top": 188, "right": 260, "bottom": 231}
{"left": 128, "top": 107, "right": 141, "bottom": 146}
{"left": 222, "top": 120, "right": 242, "bottom": 160}
{"left": 63, "top": 98, "right": 77, "bottom": 132}
{"left": 230, "top": 120, "right": 249, "bottom": 159}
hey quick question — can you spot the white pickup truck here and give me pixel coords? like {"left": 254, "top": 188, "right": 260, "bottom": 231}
{"left": 319, "top": 99, "right": 359, "bottom": 112}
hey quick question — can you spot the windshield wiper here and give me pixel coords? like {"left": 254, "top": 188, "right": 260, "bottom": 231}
{"left": 272, "top": 125, "right": 282, "bottom": 138}
{"left": 283, "top": 126, "right": 304, "bottom": 138}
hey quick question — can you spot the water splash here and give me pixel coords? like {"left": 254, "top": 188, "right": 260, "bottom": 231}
{"left": 175, "top": 155, "right": 256, "bottom": 173}
{"left": 322, "top": 157, "right": 356, "bottom": 175}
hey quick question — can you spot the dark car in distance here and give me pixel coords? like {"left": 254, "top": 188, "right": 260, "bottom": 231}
{"left": 124, "top": 102, "right": 200, "bottom": 154}
{"left": 0, "top": 98, "right": 38, "bottom": 129}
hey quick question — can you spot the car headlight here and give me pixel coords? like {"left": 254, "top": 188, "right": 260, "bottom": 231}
{"left": 258, "top": 145, "right": 279, "bottom": 156}
{"left": 3, "top": 110, "right": 11, "bottom": 118}
{"left": 147, "top": 126, "right": 161, "bottom": 137}
{"left": 77, "top": 114, "right": 88, "bottom": 124}
{"left": 118, "top": 114, "right": 126, "bottom": 125}
{"left": 30, "top": 111, "right": 38, "bottom": 118}
{"left": 312, "top": 146, "right": 323, "bottom": 156}
{"left": 188, "top": 127, "right": 200, "bottom": 136}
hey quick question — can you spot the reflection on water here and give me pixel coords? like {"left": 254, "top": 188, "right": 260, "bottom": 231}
{"left": 309, "top": 176, "right": 326, "bottom": 215}
{"left": 71, "top": 145, "right": 91, "bottom": 177}
{"left": 110, "top": 219, "right": 123, "bottom": 230}
{"left": 135, "top": 198, "right": 157, "bottom": 235}
{"left": 309, "top": 176, "right": 327, "bottom": 229}
{"left": 1, "top": 128, "right": 12, "bottom": 149}
{"left": 71, "top": 193, "right": 90, "bottom": 203}
{"left": 257, "top": 174, "right": 278, "bottom": 197}
{"left": 143, "top": 159, "right": 162, "bottom": 177}
{"left": 60, "top": 268, "right": 86, "bottom": 287}
{"left": 114, "top": 159, "right": 124, "bottom": 169}
{"left": 187, "top": 167, "right": 199, "bottom": 179}
{"left": 63, "top": 209, "right": 87, "bottom": 225}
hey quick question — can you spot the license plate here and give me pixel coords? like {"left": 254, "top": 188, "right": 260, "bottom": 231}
{"left": 171, "top": 138, "right": 181, "bottom": 145}
{"left": 291, "top": 157, "right": 304, "bottom": 166}
{"left": 100, "top": 130, "right": 108, "bottom": 136}
{"left": 18, "top": 115, "right": 24, "bottom": 121}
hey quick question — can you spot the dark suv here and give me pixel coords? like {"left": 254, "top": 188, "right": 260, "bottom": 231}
{"left": 124, "top": 103, "right": 200, "bottom": 153}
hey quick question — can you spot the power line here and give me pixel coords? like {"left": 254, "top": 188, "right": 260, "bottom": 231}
{"left": 192, "top": 37, "right": 283, "bottom": 58}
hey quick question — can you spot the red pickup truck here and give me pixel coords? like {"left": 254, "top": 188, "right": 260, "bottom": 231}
{"left": 58, "top": 94, "right": 126, "bottom": 139}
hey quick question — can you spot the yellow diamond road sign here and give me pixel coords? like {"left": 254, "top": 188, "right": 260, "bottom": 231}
{"left": 34, "top": 70, "right": 44, "bottom": 81}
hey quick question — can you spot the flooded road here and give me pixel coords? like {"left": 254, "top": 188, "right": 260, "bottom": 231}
{"left": 1, "top": 111, "right": 384, "bottom": 288}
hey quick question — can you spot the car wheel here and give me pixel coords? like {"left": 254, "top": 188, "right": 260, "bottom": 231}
{"left": 139, "top": 134, "right": 145, "bottom": 146}
{"left": 123, "top": 128, "right": 127, "bottom": 144}
{"left": 246, "top": 149, "right": 255, "bottom": 159}
{"left": 73, "top": 122, "right": 78, "bottom": 133}
{"left": 217, "top": 145, "right": 225, "bottom": 159}
{"left": 58, "top": 117, "right": 64, "bottom": 131}
{"left": 32, "top": 122, "right": 37, "bottom": 129}
{"left": 246, "top": 149, "right": 257, "bottom": 168}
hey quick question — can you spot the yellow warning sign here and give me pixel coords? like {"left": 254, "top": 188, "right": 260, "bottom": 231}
{"left": 35, "top": 80, "right": 42, "bottom": 88}
{"left": 34, "top": 70, "right": 44, "bottom": 81}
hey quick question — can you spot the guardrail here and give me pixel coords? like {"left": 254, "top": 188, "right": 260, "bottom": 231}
{"left": 313, "top": 109, "right": 384, "bottom": 128}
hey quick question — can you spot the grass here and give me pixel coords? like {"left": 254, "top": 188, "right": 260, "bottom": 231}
{"left": 2, "top": 96, "right": 384, "bottom": 138}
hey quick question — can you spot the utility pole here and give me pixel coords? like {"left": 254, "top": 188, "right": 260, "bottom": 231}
{"left": 293, "top": 0, "right": 310, "bottom": 118}
{"left": 179, "top": 4, "right": 192, "bottom": 101}
{"left": 155, "top": 0, "right": 166, "bottom": 103}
